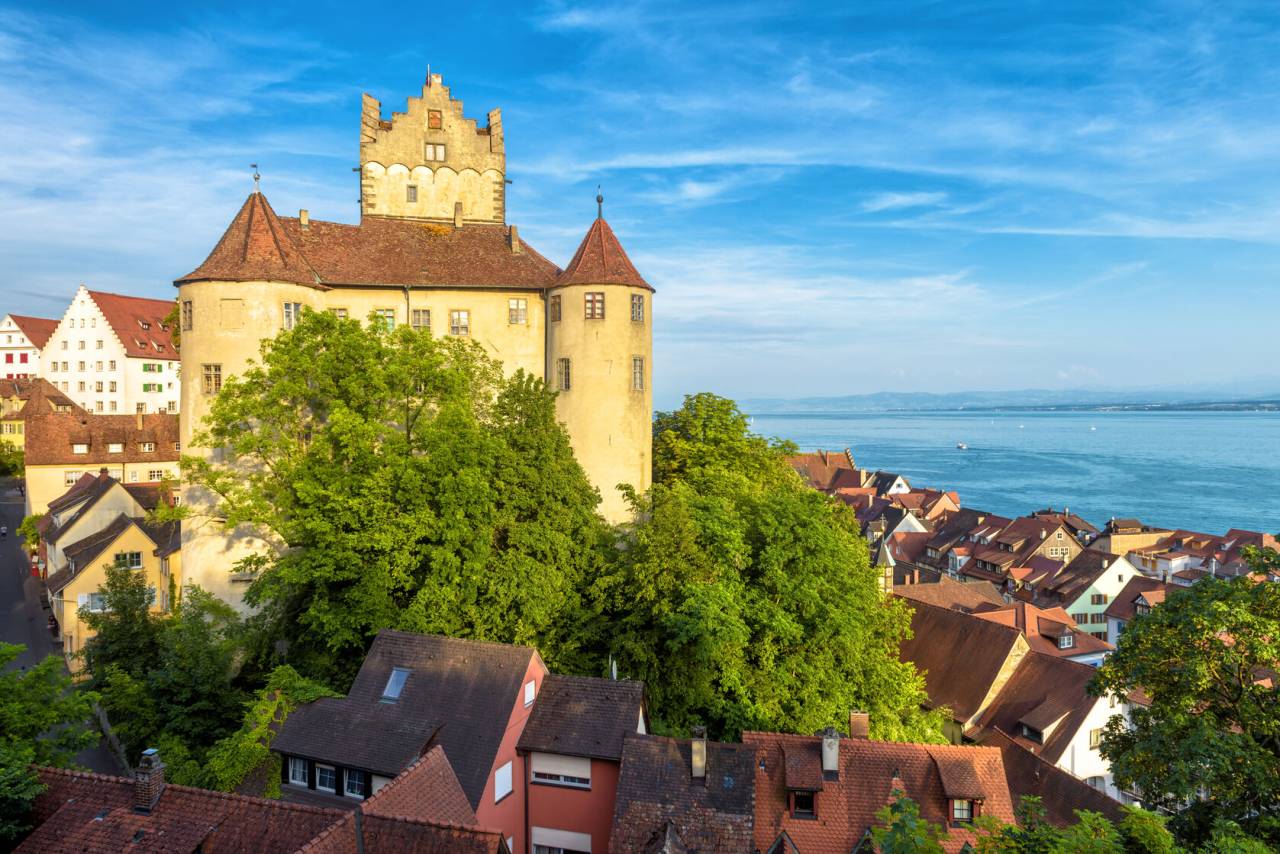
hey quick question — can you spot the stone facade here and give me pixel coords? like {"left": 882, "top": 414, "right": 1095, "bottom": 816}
{"left": 176, "top": 73, "right": 654, "bottom": 610}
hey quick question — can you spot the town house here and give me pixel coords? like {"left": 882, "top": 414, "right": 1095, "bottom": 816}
{"left": 0, "top": 314, "right": 57, "bottom": 378}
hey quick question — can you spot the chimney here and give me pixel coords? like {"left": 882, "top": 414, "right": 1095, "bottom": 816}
{"left": 453, "top": 201, "right": 464, "bottom": 228}
{"left": 690, "top": 726, "right": 707, "bottom": 780}
{"left": 820, "top": 727, "right": 840, "bottom": 775}
{"left": 509, "top": 225, "right": 522, "bottom": 254}
{"left": 849, "top": 710, "right": 870, "bottom": 739}
{"left": 99, "top": 467, "right": 109, "bottom": 479}
{"left": 299, "top": 209, "right": 310, "bottom": 230}
{"left": 136, "top": 410, "right": 144, "bottom": 430}
{"left": 133, "top": 748, "right": 165, "bottom": 813}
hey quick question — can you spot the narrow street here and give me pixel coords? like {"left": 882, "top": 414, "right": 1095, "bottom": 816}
{"left": 0, "top": 479, "right": 120, "bottom": 774}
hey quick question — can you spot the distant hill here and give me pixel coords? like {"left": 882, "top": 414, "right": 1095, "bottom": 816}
{"left": 740, "top": 386, "right": 1280, "bottom": 414}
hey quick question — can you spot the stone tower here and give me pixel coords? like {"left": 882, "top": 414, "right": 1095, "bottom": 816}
{"left": 548, "top": 199, "right": 654, "bottom": 521}
{"left": 359, "top": 72, "right": 506, "bottom": 224}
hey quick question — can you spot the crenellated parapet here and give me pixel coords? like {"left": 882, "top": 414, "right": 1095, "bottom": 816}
{"left": 359, "top": 72, "right": 505, "bottom": 224}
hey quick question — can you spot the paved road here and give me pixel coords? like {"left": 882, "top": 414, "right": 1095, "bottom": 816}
{"left": 0, "top": 481, "right": 121, "bottom": 774}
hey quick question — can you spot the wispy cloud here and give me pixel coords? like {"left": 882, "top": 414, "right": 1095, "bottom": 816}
{"left": 861, "top": 191, "right": 947, "bottom": 213}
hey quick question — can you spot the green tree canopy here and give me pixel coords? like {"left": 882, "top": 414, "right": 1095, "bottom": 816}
{"left": 0, "top": 643, "right": 97, "bottom": 842}
{"left": 184, "top": 309, "right": 605, "bottom": 683}
{"left": 1091, "top": 549, "right": 1280, "bottom": 848}
{"left": 590, "top": 393, "right": 942, "bottom": 741}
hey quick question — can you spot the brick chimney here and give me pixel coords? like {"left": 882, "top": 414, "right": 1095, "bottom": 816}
{"left": 299, "top": 209, "right": 310, "bottom": 230}
{"left": 690, "top": 726, "right": 707, "bottom": 781}
{"left": 133, "top": 748, "right": 165, "bottom": 814}
{"left": 849, "top": 710, "right": 870, "bottom": 739}
{"left": 136, "top": 410, "right": 144, "bottom": 430}
{"left": 509, "top": 225, "right": 522, "bottom": 254}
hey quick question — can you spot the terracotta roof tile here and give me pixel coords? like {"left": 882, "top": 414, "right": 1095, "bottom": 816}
{"left": 8, "top": 314, "right": 59, "bottom": 349}
{"left": 178, "top": 192, "right": 320, "bottom": 287}
{"left": 971, "top": 652, "right": 1100, "bottom": 764}
{"left": 746, "top": 732, "right": 1015, "bottom": 854}
{"left": 177, "top": 192, "right": 561, "bottom": 291}
{"left": 86, "top": 290, "right": 178, "bottom": 359}
{"left": 893, "top": 577, "right": 1006, "bottom": 612}
{"left": 361, "top": 745, "right": 477, "bottom": 826}
{"left": 516, "top": 674, "right": 644, "bottom": 761}
{"left": 1104, "top": 576, "right": 1173, "bottom": 621}
{"left": 556, "top": 216, "right": 652, "bottom": 290}
{"left": 24, "top": 412, "right": 179, "bottom": 466}
{"left": 979, "top": 728, "right": 1125, "bottom": 826}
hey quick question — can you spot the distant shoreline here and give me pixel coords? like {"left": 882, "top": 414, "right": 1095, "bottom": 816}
{"left": 747, "top": 400, "right": 1280, "bottom": 416}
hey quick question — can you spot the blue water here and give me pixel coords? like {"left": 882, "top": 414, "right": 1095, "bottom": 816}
{"left": 748, "top": 411, "right": 1280, "bottom": 535}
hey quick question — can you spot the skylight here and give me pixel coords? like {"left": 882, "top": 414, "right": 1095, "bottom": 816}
{"left": 381, "top": 667, "right": 410, "bottom": 701}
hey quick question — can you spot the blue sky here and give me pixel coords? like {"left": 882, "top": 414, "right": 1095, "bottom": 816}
{"left": 3, "top": 1, "right": 1280, "bottom": 407}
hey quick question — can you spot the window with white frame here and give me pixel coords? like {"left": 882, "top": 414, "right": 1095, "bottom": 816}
{"left": 202, "top": 364, "right": 222, "bottom": 394}
{"left": 631, "top": 356, "right": 644, "bottom": 391}
{"left": 72, "top": 443, "right": 88, "bottom": 454}
{"left": 115, "top": 551, "right": 143, "bottom": 570}
{"left": 283, "top": 302, "right": 303, "bottom": 330}
{"left": 315, "top": 765, "right": 337, "bottom": 793}
{"left": 1089, "top": 728, "right": 1103, "bottom": 748}
{"left": 530, "top": 753, "right": 591, "bottom": 789}
{"left": 952, "top": 799, "right": 973, "bottom": 822}
{"left": 449, "top": 310, "right": 470, "bottom": 336}
{"left": 288, "top": 757, "right": 308, "bottom": 785}
{"left": 584, "top": 292, "right": 605, "bottom": 319}
{"left": 374, "top": 309, "right": 396, "bottom": 331}
{"left": 1057, "top": 633, "right": 1075, "bottom": 649}
{"left": 382, "top": 667, "right": 411, "bottom": 701}
{"left": 108, "top": 443, "right": 123, "bottom": 453}
{"left": 556, "top": 358, "right": 570, "bottom": 391}
{"left": 631, "top": 293, "right": 644, "bottom": 322}
{"left": 148, "top": 469, "right": 165, "bottom": 481}
{"left": 524, "top": 680, "right": 536, "bottom": 706}
{"left": 64, "top": 470, "right": 84, "bottom": 485}
{"left": 508, "top": 298, "right": 527, "bottom": 325}
{"left": 140, "top": 442, "right": 156, "bottom": 452}
{"left": 494, "top": 761, "right": 513, "bottom": 802}
{"left": 425, "top": 143, "right": 447, "bottom": 161}
{"left": 411, "top": 309, "right": 431, "bottom": 332}
{"left": 345, "top": 768, "right": 367, "bottom": 798}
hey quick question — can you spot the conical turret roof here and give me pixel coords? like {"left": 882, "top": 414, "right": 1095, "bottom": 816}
{"left": 176, "top": 192, "right": 321, "bottom": 287}
{"left": 556, "top": 216, "right": 652, "bottom": 290}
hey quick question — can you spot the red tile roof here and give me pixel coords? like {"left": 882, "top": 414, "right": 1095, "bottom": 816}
{"left": 978, "top": 728, "right": 1125, "bottom": 826}
{"left": 8, "top": 314, "right": 59, "bottom": 349}
{"left": 177, "top": 192, "right": 562, "bottom": 291}
{"left": 556, "top": 216, "right": 652, "bottom": 290}
{"left": 19, "top": 766, "right": 346, "bottom": 854}
{"left": 24, "top": 412, "right": 179, "bottom": 466}
{"left": 361, "top": 745, "right": 477, "bottom": 827}
{"left": 83, "top": 290, "right": 177, "bottom": 359}
{"left": 970, "top": 600, "right": 1113, "bottom": 658}
{"left": 746, "top": 732, "right": 1015, "bottom": 854}
{"left": 1104, "top": 576, "right": 1173, "bottom": 622}
{"left": 893, "top": 577, "right": 1006, "bottom": 612}
{"left": 299, "top": 813, "right": 509, "bottom": 854}
{"left": 970, "top": 652, "right": 1101, "bottom": 765}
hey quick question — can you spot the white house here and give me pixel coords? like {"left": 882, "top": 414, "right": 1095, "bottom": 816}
{"left": 0, "top": 314, "right": 58, "bottom": 378}
{"left": 1043, "top": 551, "right": 1143, "bottom": 641}
{"left": 41, "top": 286, "right": 178, "bottom": 415}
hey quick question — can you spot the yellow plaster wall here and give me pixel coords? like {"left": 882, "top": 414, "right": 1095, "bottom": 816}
{"left": 24, "top": 462, "right": 180, "bottom": 516}
{"left": 52, "top": 523, "right": 171, "bottom": 671}
{"left": 546, "top": 284, "right": 653, "bottom": 522}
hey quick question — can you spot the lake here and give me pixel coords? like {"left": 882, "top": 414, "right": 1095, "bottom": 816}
{"left": 747, "top": 411, "right": 1280, "bottom": 535}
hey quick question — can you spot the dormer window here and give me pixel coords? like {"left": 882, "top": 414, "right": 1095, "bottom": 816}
{"left": 381, "top": 666, "right": 410, "bottom": 701}
{"left": 139, "top": 320, "right": 151, "bottom": 330}
{"left": 108, "top": 443, "right": 123, "bottom": 453}
{"left": 1057, "top": 633, "right": 1075, "bottom": 650}
{"left": 952, "top": 799, "right": 974, "bottom": 823}
{"left": 140, "top": 442, "right": 156, "bottom": 452}
{"left": 791, "top": 790, "right": 816, "bottom": 818}
{"left": 71, "top": 443, "right": 88, "bottom": 454}
{"left": 1018, "top": 723, "right": 1043, "bottom": 744}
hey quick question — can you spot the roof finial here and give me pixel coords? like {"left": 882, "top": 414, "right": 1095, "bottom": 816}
{"left": 596, "top": 185, "right": 604, "bottom": 219}
{"left": 251, "top": 164, "right": 261, "bottom": 194}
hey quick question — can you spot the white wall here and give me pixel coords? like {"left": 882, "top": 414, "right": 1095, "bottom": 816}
{"left": 1059, "top": 696, "right": 1130, "bottom": 802}
{"left": 1063, "top": 555, "right": 1141, "bottom": 638}
{"left": 0, "top": 316, "right": 42, "bottom": 378}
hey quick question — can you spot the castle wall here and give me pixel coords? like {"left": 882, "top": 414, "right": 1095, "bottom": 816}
{"left": 546, "top": 284, "right": 653, "bottom": 522}
{"left": 360, "top": 75, "right": 505, "bottom": 223}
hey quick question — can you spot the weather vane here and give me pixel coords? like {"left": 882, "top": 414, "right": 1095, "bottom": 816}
{"left": 251, "top": 163, "right": 261, "bottom": 193}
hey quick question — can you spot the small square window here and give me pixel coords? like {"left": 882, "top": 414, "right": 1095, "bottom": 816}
{"left": 450, "top": 310, "right": 470, "bottom": 336}
{"left": 288, "top": 757, "right": 308, "bottom": 785}
{"left": 427, "top": 110, "right": 443, "bottom": 129}
{"left": 140, "top": 442, "right": 156, "bottom": 453}
{"left": 952, "top": 799, "right": 973, "bottom": 822}
{"left": 345, "top": 768, "right": 367, "bottom": 799}
{"left": 585, "top": 292, "right": 605, "bottom": 320}
{"left": 374, "top": 309, "right": 396, "bottom": 331}
{"left": 71, "top": 443, "right": 88, "bottom": 454}
{"left": 1089, "top": 728, "right": 1103, "bottom": 749}
{"left": 406, "top": 185, "right": 418, "bottom": 203}
{"left": 508, "top": 298, "right": 527, "bottom": 325}
{"left": 316, "top": 765, "right": 337, "bottom": 793}
{"left": 411, "top": 309, "right": 431, "bottom": 332}
{"left": 793, "top": 791, "right": 815, "bottom": 817}
{"left": 283, "top": 302, "right": 303, "bottom": 330}
{"left": 108, "top": 443, "right": 123, "bottom": 453}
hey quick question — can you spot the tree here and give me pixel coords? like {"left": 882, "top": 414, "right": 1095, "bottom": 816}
{"left": 17, "top": 513, "right": 43, "bottom": 555}
{"left": 0, "top": 643, "right": 97, "bottom": 843}
{"left": 184, "top": 309, "right": 605, "bottom": 684}
{"left": 590, "top": 393, "right": 942, "bottom": 741}
{"left": 79, "top": 563, "right": 164, "bottom": 685}
{"left": 1091, "top": 552, "right": 1280, "bottom": 847}
{"left": 873, "top": 792, "right": 947, "bottom": 854}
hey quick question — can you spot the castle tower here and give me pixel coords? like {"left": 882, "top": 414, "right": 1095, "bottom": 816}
{"left": 548, "top": 198, "right": 653, "bottom": 522}
{"left": 359, "top": 73, "right": 506, "bottom": 224}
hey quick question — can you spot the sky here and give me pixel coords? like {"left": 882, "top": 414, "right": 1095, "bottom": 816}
{"left": 2, "top": 2, "right": 1280, "bottom": 408}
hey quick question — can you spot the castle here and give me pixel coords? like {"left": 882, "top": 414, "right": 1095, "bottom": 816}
{"left": 175, "top": 73, "right": 653, "bottom": 608}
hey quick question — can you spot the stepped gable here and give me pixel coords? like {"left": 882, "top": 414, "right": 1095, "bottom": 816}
{"left": 556, "top": 216, "right": 652, "bottom": 290}
{"left": 177, "top": 191, "right": 321, "bottom": 288}
{"left": 9, "top": 314, "right": 58, "bottom": 349}
{"left": 86, "top": 291, "right": 177, "bottom": 359}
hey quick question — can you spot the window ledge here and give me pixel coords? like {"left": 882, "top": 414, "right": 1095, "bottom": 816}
{"left": 530, "top": 779, "right": 591, "bottom": 791}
